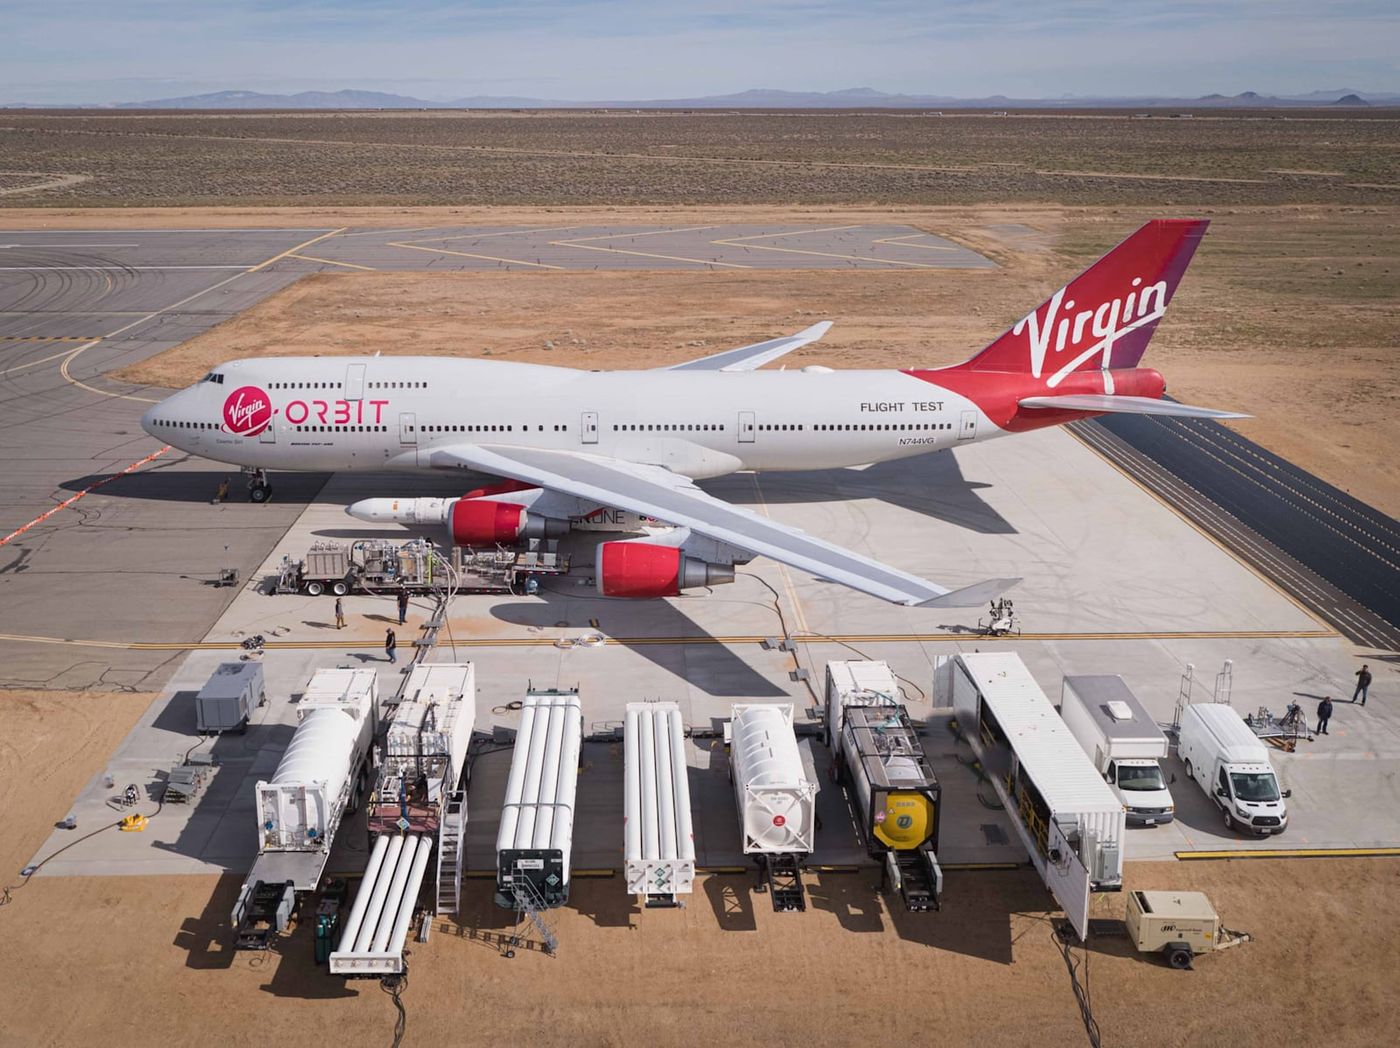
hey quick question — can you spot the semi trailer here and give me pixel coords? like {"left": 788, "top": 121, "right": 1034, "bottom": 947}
{"left": 623, "top": 702, "right": 696, "bottom": 906}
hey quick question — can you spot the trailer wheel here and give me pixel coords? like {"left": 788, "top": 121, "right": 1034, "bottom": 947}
{"left": 331, "top": 580, "right": 349, "bottom": 596}
{"left": 1166, "top": 944, "right": 1194, "bottom": 970}
{"left": 305, "top": 580, "right": 325, "bottom": 597}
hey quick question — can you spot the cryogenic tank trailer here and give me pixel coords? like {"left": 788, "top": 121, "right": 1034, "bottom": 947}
{"left": 832, "top": 703, "right": 943, "bottom": 912}
{"left": 729, "top": 703, "right": 817, "bottom": 912}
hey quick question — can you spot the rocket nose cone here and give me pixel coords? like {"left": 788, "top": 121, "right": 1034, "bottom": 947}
{"left": 346, "top": 498, "right": 390, "bottom": 522}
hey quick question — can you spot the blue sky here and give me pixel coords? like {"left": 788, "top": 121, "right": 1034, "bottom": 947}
{"left": 1, "top": 0, "right": 1396, "bottom": 103}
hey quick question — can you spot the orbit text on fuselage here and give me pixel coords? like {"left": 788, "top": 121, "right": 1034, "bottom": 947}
{"left": 283, "top": 398, "right": 391, "bottom": 426}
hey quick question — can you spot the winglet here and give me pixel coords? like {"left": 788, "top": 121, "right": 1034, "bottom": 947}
{"left": 914, "top": 577, "right": 1020, "bottom": 608}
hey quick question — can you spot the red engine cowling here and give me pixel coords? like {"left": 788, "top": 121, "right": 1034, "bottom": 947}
{"left": 450, "top": 499, "right": 528, "bottom": 546}
{"left": 595, "top": 541, "right": 735, "bottom": 598}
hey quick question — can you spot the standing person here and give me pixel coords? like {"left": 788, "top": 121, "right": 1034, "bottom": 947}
{"left": 397, "top": 587, "right": 409, "bottom": 626}
{"left": 1317, "top": 696, "right": 1333, "bottom": 735}
{"left": 385, "top": 628, "right": 397, "bottom": 665}
{"left": 334, "top": 597, "right": 345, "bottom": 630}
{"left": 1354, "top": 665, "right": 1372, "bottom": 706}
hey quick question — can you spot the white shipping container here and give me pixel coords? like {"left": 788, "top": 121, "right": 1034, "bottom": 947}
{"left": 496, "top": 689, "right": 583, "bottom": 907}
{"left": 623, "top": 702, "right": 696, "bottom": 898}
{"left": 256, "top": 668, "right": 376, "bottom": 852}
{"left": 949, "top": 654, "right": 1125, "bottom": 886}
{"left": 386, "top": 662, "right": 476, "bottom": 788}
{"left": 824, "top": 659, "right": 899, "bottom": 746}
{"left": 730, "top": 704, "right": 817, "bottom": 855}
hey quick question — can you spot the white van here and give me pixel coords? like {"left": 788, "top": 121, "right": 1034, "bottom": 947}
{"left": 1177, "top": 704, "right": 1290, "bottom": 836}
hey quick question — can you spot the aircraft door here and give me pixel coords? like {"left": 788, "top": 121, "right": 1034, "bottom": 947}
{"left": 259, "top": 417, "right": 276, "bottom": 444}
{"left": 581, "top": 411, "right": 599, "bottom": 445}
{"left": 344, "top": 363, "right": 366, "bottom": 401}
{"left": 399, "top": 412, "right": 417, "bottom": 446}
{"left": 958, "top": 409, "right": 978, "bottom": 441}
{"left": 738, "top": 411, "right": 756, "bottom": 443}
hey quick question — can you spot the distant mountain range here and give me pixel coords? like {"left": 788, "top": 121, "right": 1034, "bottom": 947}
{"left": 6, "top": 86, "right": 1399, "bottom": 110}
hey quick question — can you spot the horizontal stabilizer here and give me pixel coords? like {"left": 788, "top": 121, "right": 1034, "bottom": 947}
{"left": 1018, "top": 394, "right": 1250, "bottom": 420}
{"left": 915, "top": 577, "right": 1021, "bottom": 609}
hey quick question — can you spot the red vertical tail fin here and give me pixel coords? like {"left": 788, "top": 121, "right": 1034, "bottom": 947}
{"left": 957, "top": 219, "right": 1208, "bottom": 386}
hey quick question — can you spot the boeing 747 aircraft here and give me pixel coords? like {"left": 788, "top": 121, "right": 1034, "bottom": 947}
{"left": 143, "top": 219, "right": 1243, "bottom": 607}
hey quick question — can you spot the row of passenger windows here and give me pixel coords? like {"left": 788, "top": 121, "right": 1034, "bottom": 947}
{"left": 415, "top": 424, "right": 568, "bottom": 433}
{"left": 295, "top": 426, "right": 389, "bottom": 433}
{"left": 814, "top": 422, "right": 950, "bottom": 432}
{"left": 267, "top": 381, "right": 431, "bottom": 390}
{"left": 150, "top": 419, "right": 214, "bottom": 429}
{"left": 612, "top": 423, "right": 725, "bottom": 432}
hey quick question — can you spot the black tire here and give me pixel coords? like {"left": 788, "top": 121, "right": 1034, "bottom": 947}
{"left": 1166, "top": 945, "right": 1193, "bottom": 970}
{"left": 1223, "top": 808, "right": 1235, "bottom": 832}
{"left": 250, "top": 484, "right": 271, "bottom": 504}
{"left": 305, "top": 580, "right": 325, "bottom": 597}
{"left": 331, "top": 580, "right": 349, "bottom": 596}
{"left": 1183, "top": 759, "right": 1193, "bottom": 780}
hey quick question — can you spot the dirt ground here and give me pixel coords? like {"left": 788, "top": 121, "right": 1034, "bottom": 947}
{"left": 0, "top": 685, "right": 1397, "bottom": 1047}
{"left": 81, "top": 202, "right": 1399, "bottom": 516}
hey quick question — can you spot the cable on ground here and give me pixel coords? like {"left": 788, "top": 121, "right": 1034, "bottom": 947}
{"left": 1053, "top": 923, "right": 1101, "bottom": 1048}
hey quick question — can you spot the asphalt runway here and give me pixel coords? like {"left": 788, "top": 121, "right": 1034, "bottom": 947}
{"left": 1074, "top": 415, "right": 1400, "bottom": 650}
{"left": 0, "top": 223, "right": 992, "bottom": 689}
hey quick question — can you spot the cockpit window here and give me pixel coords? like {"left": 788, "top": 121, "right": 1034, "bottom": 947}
{"left": 200, "top": 372, "right": 226, "bottom": 384}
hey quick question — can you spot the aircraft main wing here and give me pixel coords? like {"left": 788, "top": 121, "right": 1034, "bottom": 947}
{"left": 426, "top": 444, "right": 1017, "bottom": 608}
{"left": 664, "top": 321, "right": 832, "bottom": 372}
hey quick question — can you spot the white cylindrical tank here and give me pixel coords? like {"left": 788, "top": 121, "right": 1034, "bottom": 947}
{"left": 255, "top": 667, "right": 376, "bottom": 851}
{"left": 495, "top": 689, "right": 583, "bottom": 908}
{"left": 623, "top": 702, "right": 696, "bottom": 898}
{"left": 730, "top": 703, "right": 817, "bottom": 855}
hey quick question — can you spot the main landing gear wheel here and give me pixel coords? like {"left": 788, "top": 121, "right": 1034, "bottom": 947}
{"left": 249, "top": 483, "right": 271, "bottom": 504}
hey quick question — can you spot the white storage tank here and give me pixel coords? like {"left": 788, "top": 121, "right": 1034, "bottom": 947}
{"left": 730, "top": 704, "right": 816, "bottom": 855}
{"left": 825, "top": 659, "right": 899, "bottom": 746}
{"left": 495, "top": 688, "right": 583, "bottom": 909}
{"left": 255, "top": 668, "right": 377, "bottom": 852}
{"left": 623, "top": 702, "right": 696, "bottom": 903}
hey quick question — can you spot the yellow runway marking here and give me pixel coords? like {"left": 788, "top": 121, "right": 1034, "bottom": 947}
{"left": 286, "top": 252, "right": 375, "bottom": 271}
{"left": 749, "top": 473, "right": 810, "bottom": 636}
{"left": 0, "top": 628, "right": 1337, "bottom": 653}
{"left": 414, "top": 225, "right": 582, "bottom": 242}
{"left": 247, "top": 228, "right": 346, "bottom": 273}
{"left": 872, "top": 233, "right": 959, "bottom": 252}
{"left": 387, "top": 240, "right": 565, "bottom": 270}
{"left": 1176, "top": 848, "right": 1400, "bottom": 861}
{"left": 718, "top": 225, "right": 864, "bottom": 241}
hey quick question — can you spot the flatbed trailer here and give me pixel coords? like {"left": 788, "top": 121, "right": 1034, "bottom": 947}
{"left": 274, "top": 539, "right": 569, "bottom": 597}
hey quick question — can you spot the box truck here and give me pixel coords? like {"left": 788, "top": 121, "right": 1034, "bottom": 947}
{"left": 1178, "top": 703, "right": 1290, "bottom": 836}
{"left": 1060, "top": 676, "right": 1174, "bottom": 826}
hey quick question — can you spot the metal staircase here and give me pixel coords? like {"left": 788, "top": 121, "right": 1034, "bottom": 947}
{"left": 508, "top": 875, "right": 558, "bottom": 956}
{"left": 435, "top": 790, "right": 466, "bottom": 915}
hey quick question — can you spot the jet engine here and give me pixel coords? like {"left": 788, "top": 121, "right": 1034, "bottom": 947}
{"left": 594, "top": 539, "right": 735, "bottom": 598}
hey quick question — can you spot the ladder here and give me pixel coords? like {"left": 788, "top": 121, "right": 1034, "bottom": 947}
{"left": 435, "top": 790, "right": 466, "bottom": 915}
{"left": 1214, "top": 659, "right": 1234, "bottom": 706}
{"left": 509, "top": 875, "right": 558, "bottom": 955}
{"left": 1173, "top": 663, "right": 1195, "bottom": 733}
{"left": 763, "top": 854, "right": 807, "bottom": 913}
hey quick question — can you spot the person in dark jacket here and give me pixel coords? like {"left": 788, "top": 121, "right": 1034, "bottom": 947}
{"left": 397, "top": 587, "right": 409, "bottom": 625}
{"left": 385, "top": 628, "right": 397, "bottom": 665}
{"left": 334, "top": 596, "right": 345, "bottom": 630}
{"left": 1354, "top": 665, "right": 1372, "bottom": 705}
{"left": 1317, "top": 696, "right": 1334, "bottom": 735}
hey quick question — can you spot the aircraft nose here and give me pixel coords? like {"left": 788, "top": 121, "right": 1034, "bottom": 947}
{"left": 140, "top": 401, "right": 160, "bottom": 440}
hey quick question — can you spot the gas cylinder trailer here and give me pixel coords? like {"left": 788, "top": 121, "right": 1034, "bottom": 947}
{"left": 729, "top": 703, "right": 817, "bottom": 912}
{"left": 824, "top": 659, "right": 900, "bottom": 747}
{"left": 937, "top": 652, "right": 1126, "bottom": 942}
{"left": 495, "top": 688, "right": 583, "bottom": 910}
{"left": 623, "top": 702, "right": 697, "bottom": 907}
{"left": 274, "top": 538, "right": 568, "bottom": 597}
{"left": 329, "top": 834, "right": 435, "bottom": 978}
{"left": 833, "top": 703, "right": 943, "bottom": 912}
{"left": 369, "top": 662, "right": 477, "bottom": 837}
{"left": 231, "top": 669, "right": 378, "bottom": 948}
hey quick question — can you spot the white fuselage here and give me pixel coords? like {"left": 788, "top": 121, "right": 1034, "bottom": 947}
{"left": 145, "top": 356, "right": 999, "bottom": 479}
